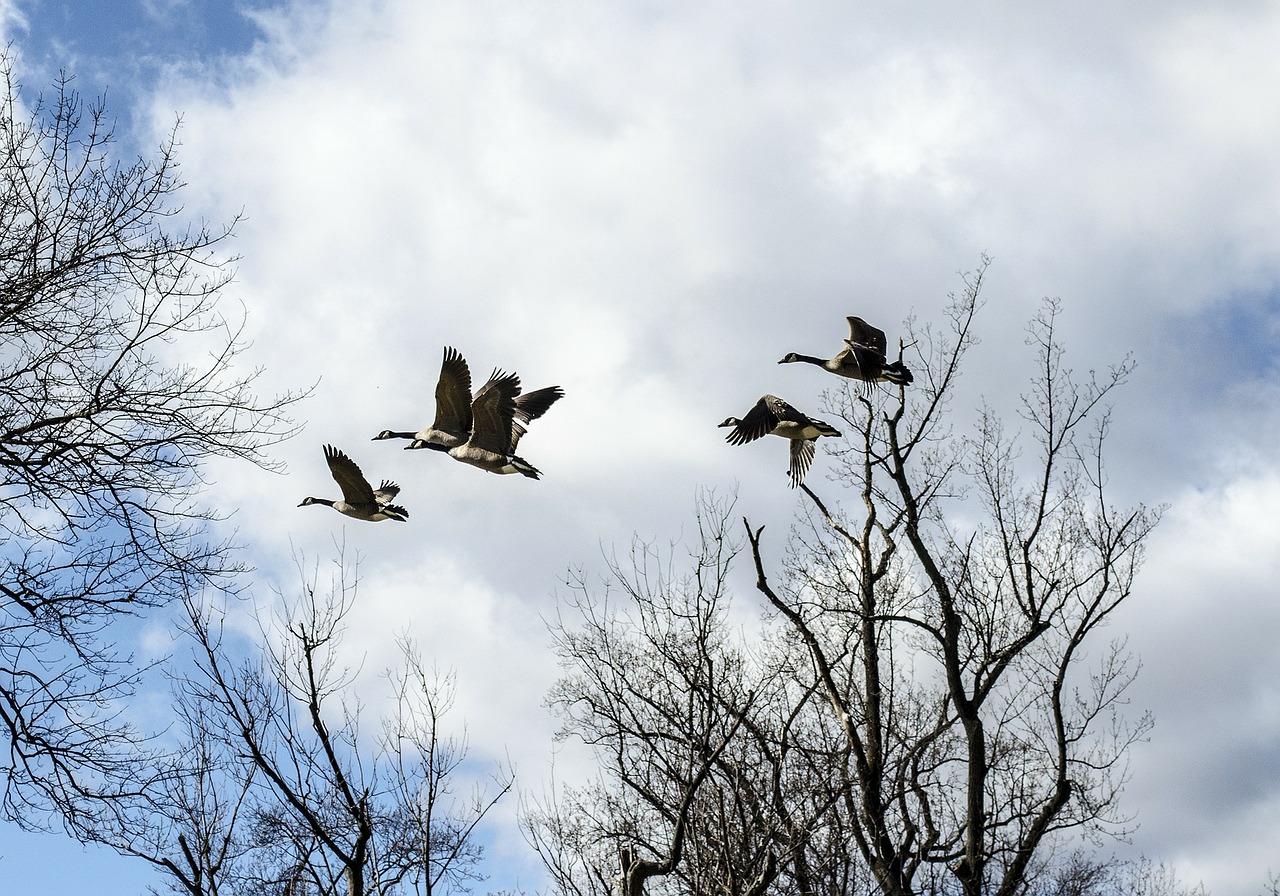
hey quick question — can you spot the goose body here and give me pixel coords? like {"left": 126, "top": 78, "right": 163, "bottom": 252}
{"left": 719, "top": 394, "right": 841, "bottom": 487}
{"left": 299, "top": 444, "right": 409, "bottom": 522}
{"left": 384, "top": 346, "right": 563, "bottom": 454}
{"left": 780, "top": 316, "right": 913, "bottom": 387}
{"left": 436, "top": 370, "right": 543, "bottom": 478}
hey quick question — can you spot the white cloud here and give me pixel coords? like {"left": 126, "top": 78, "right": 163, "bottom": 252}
{"left": 141, "top": 6, "right": 1280, "bottom": 891}
{"left": 1119, "top": 470, "right": 1280, "bottom": 891}
{"left": 9, "top": 0, "right": 1280, "bottom": 892}
{"left": 815, "top": 49, "right": 997, "bottom": 201}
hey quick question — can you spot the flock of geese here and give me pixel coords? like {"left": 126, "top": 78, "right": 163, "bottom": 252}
{"left": 297, "top": 316, "right": 912, "bottom": 522}
{"left": 297, "top": 347, "right": 564, "bottom": 522}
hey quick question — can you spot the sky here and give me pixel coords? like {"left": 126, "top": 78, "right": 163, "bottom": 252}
{"left": 3, "top": 1, "right": 1280, "bottom": 894}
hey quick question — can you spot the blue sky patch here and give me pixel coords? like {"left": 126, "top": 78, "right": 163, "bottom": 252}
{"left": 15, "top": 1, "right": 276, "bottom": 101}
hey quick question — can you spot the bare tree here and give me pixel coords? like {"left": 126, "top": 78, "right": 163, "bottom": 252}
{"left": 1021, "top": 851, "right": 1209, "bottom": 896}
{"left": 0, "top": 56, "right": 304, "bottom": 823}
{"left": 535, "top": 262, "right": 1157, "bottom": 896}
{"left": 381, "top": 638, "right": 509, "bottom": 896}
{"left": 89, "top": 698, "right": 257, "bottom": 896}
{"left": 528, "top": 494, "right": 857, "bottom": 896}
{"left": 746, "top": 259, "right": 1158, "bottom": 896}
{"left": 116, "top": 553, "right": 513, "bottom": 896}
{"left": 528, "top": 496, "right": 744, "bottom": 896}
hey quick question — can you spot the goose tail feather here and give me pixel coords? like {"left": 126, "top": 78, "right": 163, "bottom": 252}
{"left": 512, "top": 455, "right": 542, "bottom": 479}
{"left": 882, "top": 362, "right": 913, "bottom": 385}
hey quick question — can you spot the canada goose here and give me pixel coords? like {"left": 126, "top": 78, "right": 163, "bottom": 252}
{"left": 719, "top": 394, "right": 841, "bottom": 487}
{"left": 415, "top": 369, "right": 542, "bottom": 478}
{"left": 779, "top": 316, "right": 913, "bottom": 387}
{"left": 373, "top": 345, "right": 473, "bottom": 449}
{"left": 381, "top": 346, "right": 564, "bottom": 451}
{"left": 298, "top": 444, "right": 409, "bottom": 522}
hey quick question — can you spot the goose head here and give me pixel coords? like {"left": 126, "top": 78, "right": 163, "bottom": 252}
{"left": 778, "top": 352, "right": 801, "bottom": 364}
{"left": 298, "top": 496, "right": 326, "bottom": 508}
{"left": 717, "top": 417, "right": 742, "bottom": 428}
{"left": 372, "top": 430, "right": 399, "bottom": 440}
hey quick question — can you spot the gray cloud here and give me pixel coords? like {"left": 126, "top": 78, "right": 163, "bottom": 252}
{"left": 7, "top": 1, "right": 1280, "bottom": 893}
{"left": 156, "top": 6, "right": 1280, "bottom": 894}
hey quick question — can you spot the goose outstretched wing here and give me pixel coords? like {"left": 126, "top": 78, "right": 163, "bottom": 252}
{"left": 508, "top": 384, "right": 564, "bottom": 450}
{"left": 514, "top": 385, "right": 564, "bottom": 423}
{"left": 373, "top": 480, "right": 401, "bottom": 504}
{"left": 468, "top": 370, "right": 521, "bottom": 454}
{"left": 845, "top": 316, "right": 888, "bottom": 355}
{"left": 723, "top": 395, "right": 781, "bottom": 446}
{"left": 432, "top": 346, "right": 475, "bottom": 441}
{"left": 788, "top": 438, "right": 817, "bottom": 487}
{"left": 324, "top": 445, "right": 376, "bottom": 504}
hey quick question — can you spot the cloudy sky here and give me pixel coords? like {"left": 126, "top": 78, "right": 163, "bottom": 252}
{"left": 4, "top": 1, "right": 1280, "bottom": 894}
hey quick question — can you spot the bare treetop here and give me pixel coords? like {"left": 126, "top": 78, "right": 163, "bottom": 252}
{"left": 535, "top": 261, "right": 1160, "bottom": 896}
{"left": 0, "top": 56, "right": 306, "bottom": 826}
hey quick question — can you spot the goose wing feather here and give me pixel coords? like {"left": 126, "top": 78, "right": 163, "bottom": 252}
{"left": 510, "top": 420, "right": 529, "bottom": 451}
{"left": 763, "top": 394, "right": 810, "bottom": 425}
{"left": 324, "top": 445, "right": 377, "bottom": 504}
{"left": 841, "top": 340, "right": 885, "bottom": 379}
{"left": 468, "top": 370, "right": 521, "bottom": 453}
{"left": 432, "top": 346, "right": 474, "bottom": 439}
{"left": 846, "top": 316, "right": 888, "bottom": 355}
{"left": 725, "top": 396, "right": 781, "bottom": 445}
{"left": 508, "top": 385, "right": 563, "bottom": 450}
{"left": 514, "top": 385, "right": 564, "bottom": 423}
{"left": 788, "top": 438, "right": 817, "bottom": 487}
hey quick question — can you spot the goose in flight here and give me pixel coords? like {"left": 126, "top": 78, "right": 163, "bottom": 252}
{"left": 719, "top": 394, "right": 841, "bottom": 487}
{"left": 415, "top": 369, "right": 542, "bottom": 478}
{"left": 779, "top": 316, "right": 913, "bottom": 387}
{"left": 376, "top": 346, "right": 563, "bottom": 451}
{"left": 299, "top": 444, "right": 409, "bottom": 521}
